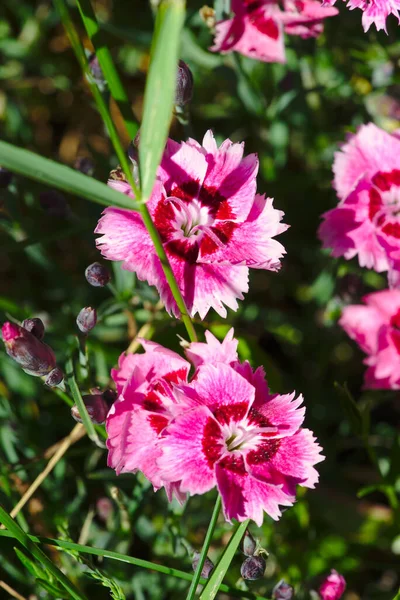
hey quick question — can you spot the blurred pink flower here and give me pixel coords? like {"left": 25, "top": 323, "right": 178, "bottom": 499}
{"left": 319, "top": 569, "right": 346, "bottom": 600}
{"left": 96, "top": 131, "right": 287, "bottom": 319}
{"left": 322, "top": 0, "right": 399, "bottom": 32}
{"left": 211, "top": 0, "right": 337, "bottom": 63}
{"left": 319, "top": 124, "right": 400, "bottom": 284}
{"left": 340, "top": 289, "right": 400, "bottom": 389}
{"left": 106, "top": 330, "right": 324, "bottom": 524}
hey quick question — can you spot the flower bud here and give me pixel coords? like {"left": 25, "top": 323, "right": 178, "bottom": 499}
{"left": 0, "top": 167, "right": 12, "bottom": 188}
{"left": 242, "top": 529, "right": 257, "bottom": 556}
{"left": 21, "top": 318, "right": 45, "bottom": 340}
{"left": 176, "top": 60, "right": 193, "bottom": 106}
{"left": 192, "top": 551, "right": 214, "bottom": 579}
{"left": 45, "top": 367, "right": 64, "bottom": 387}
{"left": 319, "top": 570, "right": 346, "bottom": 600}
{"left": 71, "top": 391, "right": 110, "bottom": 424}
{"left": 96, "top": 497, "right": 113, "bottom": 522}
{"left": 272, "top": 580, "right": 294, "bottom": 600}
{"left": 2, "top": 322, "right": 56, "bottom": 376}
{"left": 74, "top": 156, "right": 95, "bottom": 177}
{"left": 39, "top": 190, "right": 71, "bottom": 219}
{"left": 88, "top": 53, "right": 106, "bottom": 91}
{"left": 76, "top": 307, "right": 97, "bottom": 333}
{"left": 85, "top": 262, "right": 111, "bottom": 287}
{"left": 240, "top": 556, "right": 266, "bottom": 581}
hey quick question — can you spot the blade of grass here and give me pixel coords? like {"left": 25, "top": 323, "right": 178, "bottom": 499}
{"left": 186, "top": 495, "right": 221, "bottom": 600}
{"left": 0, "top": 141, "right": 138, "bottom": 211}
{"left": 0, "top": 530, "right": 267, "bottom": 600}
{"left": 199, "top": 519, "right": 250, "bottom": 600}
{"left": 0, "top": 506, "right": 88, "bottom": 600}
{"left": 139, "top": 0, "right": 185, "bottom": 201}
{"left": 75, "top": 0, "right": 139, "bottom": 140}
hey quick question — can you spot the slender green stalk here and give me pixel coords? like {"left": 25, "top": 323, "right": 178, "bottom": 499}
{"left": 0, "top": 506, "right": 88, "bottom": 600}
{"left": 186, "top": 495, "right": 221, "bottom": 600}
{"left": 65, "top": 358, "right": 103, "bottom": 448}
{"left": 0, "top": 530, "right": 267, "bottom": 600}
{"left": 75, "top": 0, "right": 139, "bottom": 140}
{"left": 200, "top": 519, "right": 250, "bottom": 600}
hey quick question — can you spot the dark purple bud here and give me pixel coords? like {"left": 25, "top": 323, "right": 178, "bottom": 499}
{"left": 74, "top": 156, "right": 95, "bottom": 177}
{"left": 71, "top": 392, "right": 110, "bottom": 424}
{"left": 273, "top": 580, "right": 294, "bottom": 600}
{"left": 2, "top": 322, "right": 56, "bottom": 376}
{"left": 88, "top": 53, "right": 106, "bottom": 89}
{"left": 192, "top": 552, "right": 214, "bottom": 579}
{"left": 101, "top": 388, "right": 118, "bottom": 407}
{"left": 240, "top": 556, "right": 266, "bottom": 581}
{"left": 76, "top": 307, "right": 97, "bottom": 333}
{"left": 0, "top": 167, "right": 12, "bottom": 188}
{"left": 21, "top": 318, "right": 45, "bottom": 340}
{"left": 85, "top": 262, "right": 111, "bottom": 287}
{"left": 45, "top": 367, "right": 64, "bottom": 387}
{"left": 176, "top": 60, "right": 193, "bottom": 106}
{"left": 242, "top": 529, "right": 257, "bottom": 556}
{"left": 39, "top": 190, "right": 71, "bottom": 219}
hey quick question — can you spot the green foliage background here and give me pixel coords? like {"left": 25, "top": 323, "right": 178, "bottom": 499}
{"left": 0, "top": 1, "right": 400, "bottom": 598}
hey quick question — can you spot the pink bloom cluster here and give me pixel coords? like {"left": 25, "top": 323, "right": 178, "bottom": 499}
{"left": 319, "top": 124, "right": 400, "bottom": 287}
{"left": 211, "top": 0, "right": 338, "bottom": 64}
{"left": 106, "top": 329, "right": 324, "bottom": 525}
{"left": 319, "top": 569, "right": 346, "bottom": 600}
{"left": 340, "top": 289, "right": 400, "bottom": 389}
{"left": 96, "top": 130, "right": 287, "bottom": 319}
{"left": 322, "top": 0, "right": 400, "bottom": 32}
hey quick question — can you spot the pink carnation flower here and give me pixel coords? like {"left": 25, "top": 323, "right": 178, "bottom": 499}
{"left": 96, "top": 131, "right": 288, "bottom": 319}
{"left": 106, "top": 329, "right": 324, "bottom": 525}
{"left": 211, "top": 0, "right": 338, "bottom": 64}
{"left": 322, "top": 0, "right": 399, "bottom": 32}
{"left": 340, "top": 289, "right": 400, "bottom": 389}
{"left": 319, "top": 569, "right": 346, "bottom": 600}
{"left": 319, "top": 124, "right": 400, "bottom": 284}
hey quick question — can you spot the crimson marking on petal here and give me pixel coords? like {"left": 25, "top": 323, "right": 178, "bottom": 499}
{"left": 164, "top": 368, "right": 188, "bottom": 384}
{"left": 166, "top": 239, "right": 199, "bottom": 264}
{"left": 247, "top": 407, "right": 273, "bottom": 428}
{"left": 388, "top": 170, "right": 400, "bottom": 186}
{"left": 391, "top": 331, "right": 400, "bottom": 354}
{"left": 170, "top": 180, "right": 201, "bottom": 203}
{"left": 250, "top": 15, "right": 279, "bottom": 40}
{"left": 198, "top": 185, "right": 234, "bottom": 219}
{"left": 372, "top": 172, "right": 391, "bottom": 192}
{"left": 382, "top": 222, "right": 400, "bottom": 239}
{"left": 202, "top": 417, "right": 223, "bottom": 469}
{"left": 143, "top": 390, "right": 163, "bottom": 412}
{"left": 369, "top": 187, "right": 382, "bottom": 221}
{"left": 153, "top": 199, "right": 176, "bottom": 243}
{"left": 218, "top": 453, "right": 248, "bottom": 475}
{"left": 391, "top": 309, "right": 400, "bottom": 330}
{"left": 246, "top": 440, "right": 281, "bottom": 465}
{"left": 148, "top": 414, "right": 169, "bottom": 434}
{"left": 213, "top": 401, "right": 249, "bottom": 425}
{"left": 200, "top": 222, "right": 237, "bottom": 256}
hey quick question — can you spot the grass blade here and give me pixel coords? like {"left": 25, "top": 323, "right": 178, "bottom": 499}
{"left": 0, "top": 506, "right": 88, "bottom": 600}
{"left": 0, "top": 141, "right": 138, "bottom": 211}
{"left": 139, "top": 0, "right": 185, "bottom": 200}
{"left": 199, "top": 519, "right": 250, "bottom": 600}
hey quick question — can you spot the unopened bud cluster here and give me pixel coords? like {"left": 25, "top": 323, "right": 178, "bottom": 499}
{"left": 240, "top": 529, "right": 267, "bottom": 581}
{"left": 191, "top": 551, "right": 214, "bottom": 579}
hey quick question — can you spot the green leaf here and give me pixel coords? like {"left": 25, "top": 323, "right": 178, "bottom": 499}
{"left": 36, "top": 578, "right": 70, "bottom": 598}
{"left": 139, "top": 0, "right": 185, "bottom": 200}
{"left": 0, "top": 141, "right": 138, "bottom": 211}
{"left": 14, "top": 547, "right": 45, "bottom": 579}
{"left": 199, "top": 519, "right": 249, "bottom": 600}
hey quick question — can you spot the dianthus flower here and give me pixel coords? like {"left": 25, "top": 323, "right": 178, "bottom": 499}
{"left": 96, "top": 131, "right": 287, "bottom": 319}
{"left": 340, "top": 289, "right": 400, "bottom": 389}
{"left": 322, "top": 0, "right": 399, "bottom": 32}
{"left": 319, "top": 569, "right": 346, "bottom": 600}
{"left": 319, "top": 124, "right": 400, "bottom": 286}
{"left": 211, "top": 0, "right": 338, "bottom": 64}
{"left": 106, "top": 329, "right": 324, "bottom": 525}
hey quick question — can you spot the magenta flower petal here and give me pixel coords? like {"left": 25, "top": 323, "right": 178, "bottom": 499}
{"left": 185, "top": 328, "right": 239, "bottom": 368}
{"left": 319, "top": 569, "right": 346, "bottom": 600}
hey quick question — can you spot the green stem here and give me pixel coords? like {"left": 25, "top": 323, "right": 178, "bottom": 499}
{"left": 75, "top": 0, "right": 139, "bottom": 140}
{"left": 65, "top": 357, "right": 104, "bottom": 448}
{"left": 0, "top": 505, "right": 88, "bottom": 600}
{"left": 55, "top": 0, "right": 197, "bottom": 343}
{"left": 186, "top": 495, "right": 221, "bottom": 600}
{"left": 0, "top": 530, "right": 267, "bottom": 599}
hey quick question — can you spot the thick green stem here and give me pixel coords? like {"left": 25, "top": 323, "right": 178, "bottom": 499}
{"left": 186, "top": 495, "right": 221, "bottom": 600}
{"left": 76, "top": 0, "right": 139, "bottom": 140}
{"left": 0, "top": 505, "right": 88, "bottom": 600}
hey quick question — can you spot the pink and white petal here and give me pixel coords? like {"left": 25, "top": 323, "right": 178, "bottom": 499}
{"left": 200, "top": 195, "right": 288, "bottom": 270}
{"left": 157, "top": 140, "right": 208, "bottom": 197}
{"left": 164, "top": 482, "right": 187, "bottom": 505}
{"left": 364, "top": 365, "right": 400, "bottom": 389}
{"left": 339, "top": 304, "right": 386, "bottom": 355}
{"left": 266, "top": 429, "right": 324, "bottom": 488}
{"left": 318, "top": 206, "right": 361, "bottom": 260}
{"left": 107, "top": 180, "right": 134, "bottom": 196}
{"left": 364, "top": 288, "right": 400, "bottom": 319}
{"left": 234, "top": 363, "right": 270, "bottom": 403}
{"left": 252, "top": 392, "right": 306, "bottom": 438}
{"left": 347, "top": 221, "right": 389, "bottom": 272}
{"left": 106, "top": 400, "right": 168, "bottom": 487}
{"left": 111, "top": 355, "right": 145, "bottom": 395}
{"left": 233, "top": 15, "right": 286, "bottom": 64}
{"left": 157, "top": 406, "right": 221, "bottom": 494}
{"left": 185, "top": 328, "right": 239, "bottom": 369}
{"left": 333, "top": 124, "right": 400, "bottom": 200}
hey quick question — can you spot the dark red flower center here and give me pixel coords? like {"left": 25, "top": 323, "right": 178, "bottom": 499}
{"left": 369, "top": 170, "right": 400, "bottom": 238}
